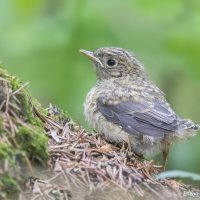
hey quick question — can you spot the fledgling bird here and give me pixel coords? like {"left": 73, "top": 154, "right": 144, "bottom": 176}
{"left": 80, "top": 47, "right": 199, "bottom": 169}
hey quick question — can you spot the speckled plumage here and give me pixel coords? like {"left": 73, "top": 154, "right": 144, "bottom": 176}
{"left": 80, "top": 47, "right": 199, "bottom": 169}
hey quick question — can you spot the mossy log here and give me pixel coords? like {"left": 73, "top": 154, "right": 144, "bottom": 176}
{"left": 0, "top": 66, "right": 199, "bottom": 200}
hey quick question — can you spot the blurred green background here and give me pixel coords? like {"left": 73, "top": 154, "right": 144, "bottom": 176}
{"left": 0, "top": 0, "right": 200, "bottom": 174}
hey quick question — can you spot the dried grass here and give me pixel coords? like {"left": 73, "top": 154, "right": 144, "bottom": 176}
{"left": 0, "top": 67, "right": 199, "bottom": 200}
{"left": 22, "top": 104, "right": 199, "bottom": 200}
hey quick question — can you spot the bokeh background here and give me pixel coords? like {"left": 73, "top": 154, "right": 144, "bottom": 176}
{"left": 0, "top": 0, "right": 200, "bottom": 174}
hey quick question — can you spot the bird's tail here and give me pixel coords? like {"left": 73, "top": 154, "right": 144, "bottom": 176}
{"left": 180, "top": 119, "right": 199, "bottom": 130}
{"left": 178, "top": 119, "right": 200, "bottom": 138}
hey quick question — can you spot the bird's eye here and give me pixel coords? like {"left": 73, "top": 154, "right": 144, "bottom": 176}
{"left": 106, "top": 59, "right": 117, "bottom": 67}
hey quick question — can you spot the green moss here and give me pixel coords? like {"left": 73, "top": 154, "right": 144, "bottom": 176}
{"left": 6, "top": 69, "right": 44, "bottom": 126}
{"left": 0, "top": 173, "right": 19, "bottom": 199}
{"left": 0, "top": 66, "right": 50, "bottom": 198}
{"left": 0, "top": 67, "right": 10, "bottom": 79}
{"left": 0, "top": 116, "right": 3, "bottom": 129}
{"left": 0, "top": 142, "right": 19, "bottom": 199}
{"left": 0, "top": 66, "right": 42, "bottom": 127}
{"left": 0, "top": 142, "right": 15, "bottom": 163}
{"left": 16, "top": 126, "right": 49, "bottom": 162}
{"left": 10, "top": 76, "right": 22, "bottom": 91}
{"left": 17, "top": 93, "right": 43, "bottom": 126}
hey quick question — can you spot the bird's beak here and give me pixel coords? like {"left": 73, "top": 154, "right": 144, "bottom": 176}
{"left": 79, "top": 49, "right": 102, "bottom": 65}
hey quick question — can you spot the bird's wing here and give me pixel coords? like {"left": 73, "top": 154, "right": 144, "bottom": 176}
{"left": 97, "top": 97, "right": 179, "bottom": 137}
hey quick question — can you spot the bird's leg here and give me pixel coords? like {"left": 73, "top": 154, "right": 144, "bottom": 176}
{"left": 162, "top": 145, "right": 170, "bottom": 171}
{"left": 127, "top": 135, "right": 132, "bottom": 152}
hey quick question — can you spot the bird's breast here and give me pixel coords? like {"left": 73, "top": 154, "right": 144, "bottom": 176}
{"left": 84, "top": 87, "right": 99, "bottom": 127}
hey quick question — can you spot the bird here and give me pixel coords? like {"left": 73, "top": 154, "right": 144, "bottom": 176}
{"left": 80, "top": 47, "right": 199, "bottom": 170}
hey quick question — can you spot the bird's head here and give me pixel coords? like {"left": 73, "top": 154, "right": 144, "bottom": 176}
{"left": 80, "top": 47, "right": 146, "bottom": 80}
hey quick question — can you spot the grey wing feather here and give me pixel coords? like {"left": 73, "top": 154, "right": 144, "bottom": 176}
{"left": 97, "top": 97, "right": 179, "bottom": 137}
